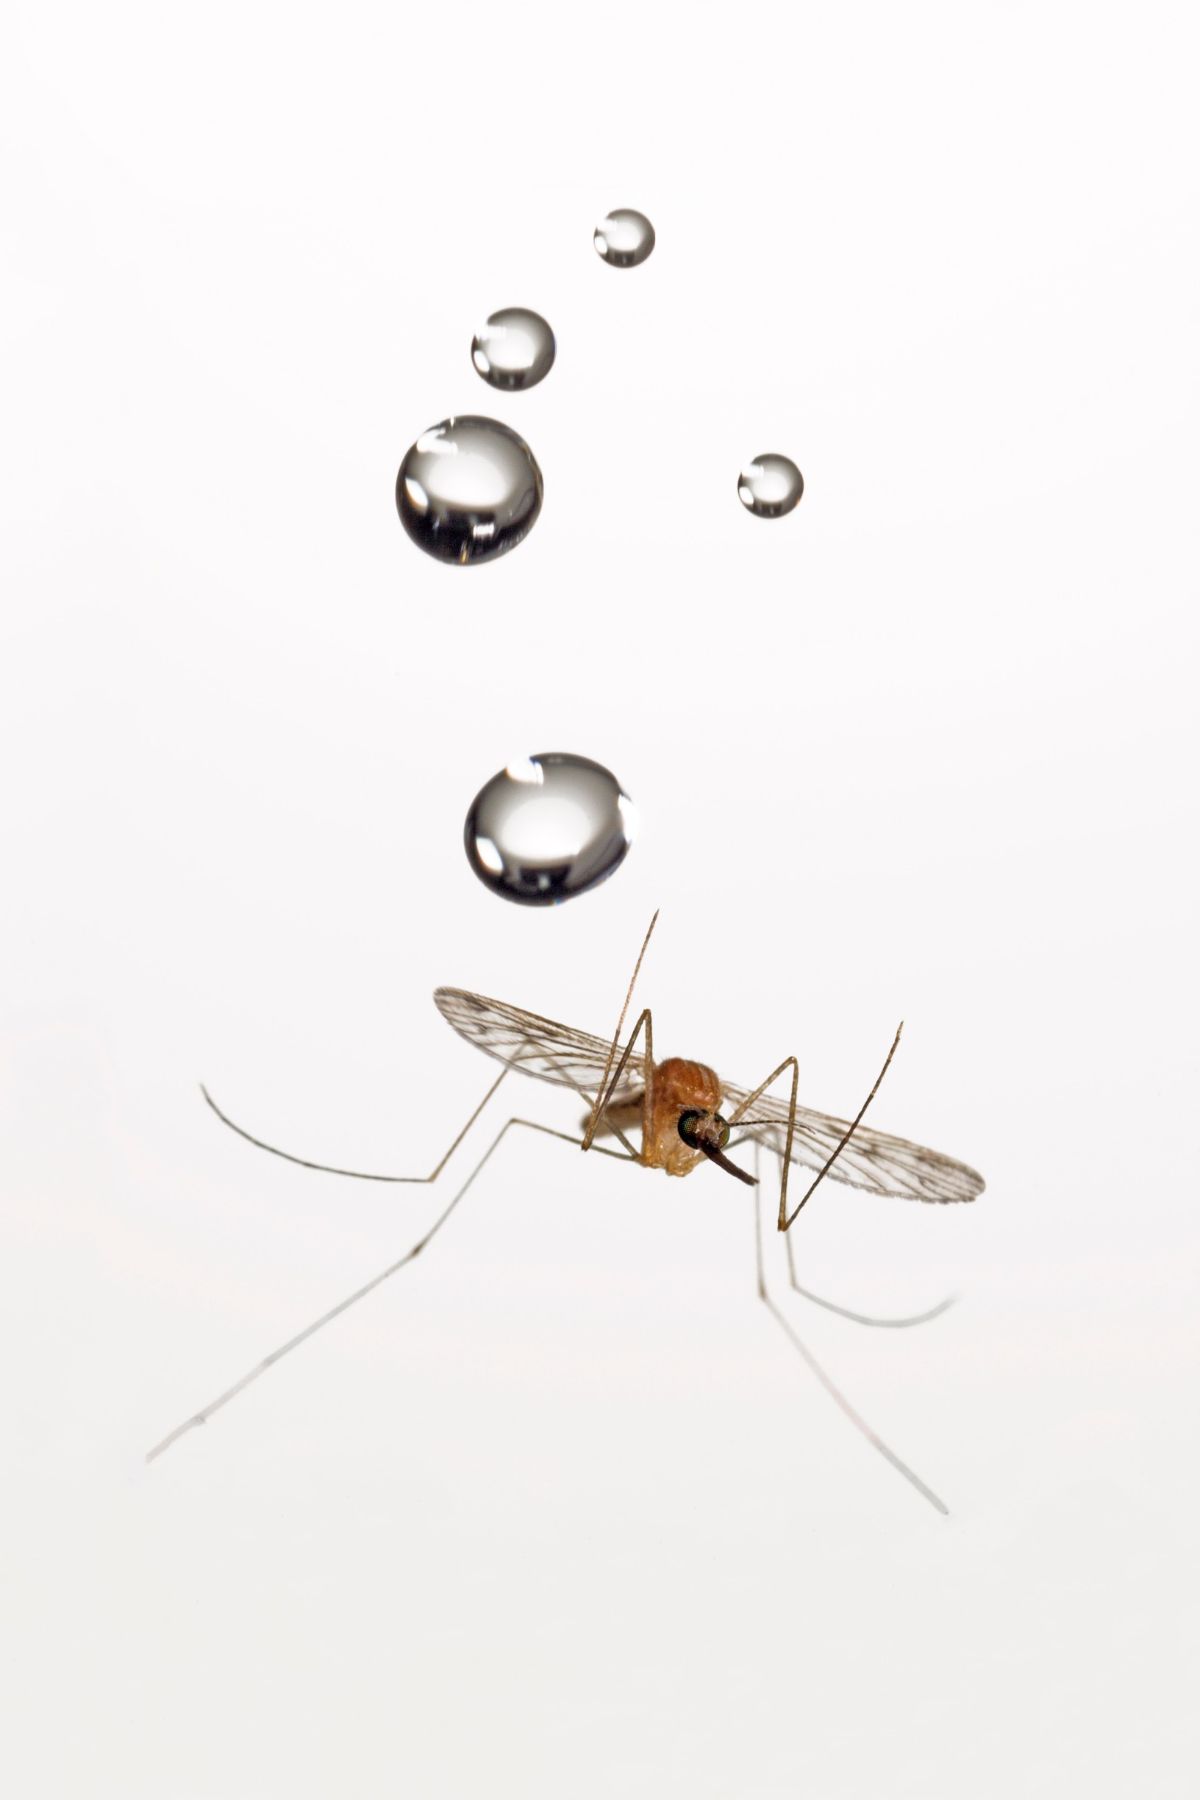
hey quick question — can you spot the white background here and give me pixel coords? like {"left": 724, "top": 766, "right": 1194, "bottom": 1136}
{"left": 3, "top": 3, "right": 1198, "bottom": 1795}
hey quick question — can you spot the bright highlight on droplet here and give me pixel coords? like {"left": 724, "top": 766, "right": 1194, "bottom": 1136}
{"left": 395, "top": 417, "right": 544, "bottom": 565}
{"left": 464, "top": 752, "right": 635, "bottom": 905}
{"left": 504, "top": 757, "right": 546, "bottom": 786}
{"left": 593, "top": 208, "right": 656, "bottom": 269}
{"left": 471, "top": 307, "right": 556, "bottom": 392}
{"left": 738, "top": 453, "right": 804, "bottom": 519}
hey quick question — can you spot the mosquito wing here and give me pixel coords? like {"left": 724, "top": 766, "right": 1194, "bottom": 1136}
{"left": 434, "top": 988, "right": 644, "bottom": 1106}
{"left": 721, "top": 1082, "right": 984, "bottom": 1204}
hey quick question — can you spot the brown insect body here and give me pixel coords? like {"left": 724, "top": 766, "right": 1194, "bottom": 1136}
{"left": 642, "top": 1057, "right": 722, "bottom": 1176}
{"left": 157, "top": 933, "right": 982, "bottom": 1513}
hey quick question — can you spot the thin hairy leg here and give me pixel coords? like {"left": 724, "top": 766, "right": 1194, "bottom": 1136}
{"left": 751, "top": 1146, "right": 950, "bottom": 1516}
{"left": 535, "top": 1048, "right": 642, "bottom": 1161}
{"left": 778, "top": 1024, "right": 905, "bottom": 1230}
{"left": 147, "top": 1115, "right": 624, "bottom": 1463}
{"left": 583, "top": 1006, "right": 654, "bottom": 1159}
{"left": 200, "top": 1069, "right": 509, "bottom": 1183}
{"left": 724, "top": 1054, "right": 800, "bottom": 1228}
{"left": 582, "top": 909, "right": 659, "bottom": 1153}
{"left": 784, "top": 1213, "right": 957, "bottom": 1329}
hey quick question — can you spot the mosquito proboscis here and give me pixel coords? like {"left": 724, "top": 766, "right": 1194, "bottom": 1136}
{"left": 147, "top": 914, "right": 984, "bottom": 1512}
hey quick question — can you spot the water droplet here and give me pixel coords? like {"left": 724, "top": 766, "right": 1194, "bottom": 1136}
{"left": 593, "top": 208, "right": 656, "bottom": 269}
{"left": 471, "top": 307, "right": 556, "bottom": 391}
{"left": 396, "top": 417, "right": 543, "bottom": 565}
{"left": 464, "top": 753, "right": 636, "bottom": 905}
{"left": 738, "top": 454, "right": 805, "bottom": 519}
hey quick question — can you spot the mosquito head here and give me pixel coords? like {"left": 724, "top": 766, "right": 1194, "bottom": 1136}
{"left": 678, "top": 1108, "right": 730, "bottom": 1154}
{"left": 678, "top": 1109, "right": 756, "bottom": 1187}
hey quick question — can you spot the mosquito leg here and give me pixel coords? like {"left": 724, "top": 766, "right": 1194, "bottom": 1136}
{"left": 538, "top": 1048, "right": 643, "bottom": 1162}
{"left": 146, "top": 1116, "right": 624, "bottom": 1464}
{"left": 199, "top": 1069, "right": 509, "bottom": 1184}
{"left": 728, "top": 1020, "right": 906, "bottom": 1231}
{"left": 741, "top": 1128, "right": 954, "bottom": 1321}
{"left": 753, "top": 1141, "right": 769, "bottom": 1301}
{"left": 584, "top": 910, "right": 659, "bottom": 1150}
{"left": 783, "top": 1207, "right": 957, "bottom": 1329}
{"left": 777, "top": 1024, "right": 904, "bottom": 1231}
{"left": 723, "top": 1055, "right": 800, "bottom": 1229}
{"left": 751, "top": 1146, "right": 950, "bottom": 1516}
{"left": 581, "top": 1007, "right": 654, "bottom": 1157}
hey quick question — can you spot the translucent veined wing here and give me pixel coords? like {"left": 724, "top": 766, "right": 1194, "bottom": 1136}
{"left": 434, "top": 988, "right": 645, "bottom": 1106}
{"left": 720, "top": 1082, "right": 984, "bottom": 1204}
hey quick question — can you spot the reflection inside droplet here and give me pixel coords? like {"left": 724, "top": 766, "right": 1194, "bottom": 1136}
{"left": 594, "top": 208, "right": 656, "bottom": 268}
{"left": 738, "top": 453, "right": 804, "bottom": 519}
{"left": 473, "top": 836, "right": 505, "bottom": 877}
{"left": 464, "top": 753, "right": 636, "bottom": 905}
{"left": 396, "top": 417, "right": 544, "bottom": 565}
{"left": 471, "top": 307, "right": 556, "bottom": 391}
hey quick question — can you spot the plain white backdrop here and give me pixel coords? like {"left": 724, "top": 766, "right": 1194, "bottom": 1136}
{"left": 3, "top": 3, "right": 1198, "bottom": 1794}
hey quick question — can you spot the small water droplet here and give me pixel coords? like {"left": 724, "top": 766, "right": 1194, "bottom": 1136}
{"left": 396, "top": 416, "right": 543, "bottom": 565}
{"left": 471, "top": 307, "right": 556, "bottom": 391}
{"left": 738, "top": 454, "right": 804, "bottom": 519}
{"left": 464, "top": 753, "right": 636, "bottom": 905}
{"left": 593, "top": 208, "right": 656, "bottom": 269}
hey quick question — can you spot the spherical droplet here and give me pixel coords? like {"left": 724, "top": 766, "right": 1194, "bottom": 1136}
{"left": 593, "top": 208, "right": 656, "bottom": 269}
{"left": 396, "top": 417, "right": 543, "bottom": 565}
{"left": 464, "top": 753, "right": 636, "bottom": 906}
{"left": 738, "top": 453, "right": 805, "bottom": 519}
{"left": 471, "top": 307, "right": 556, "bottom": 392}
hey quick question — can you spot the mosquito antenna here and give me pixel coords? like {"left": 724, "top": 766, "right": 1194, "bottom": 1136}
{"left": 584, "top": 909, "right": 659, "bottom": 1146}
{"left": 781, "top": 1021, "right": 904, "bottom": 1231}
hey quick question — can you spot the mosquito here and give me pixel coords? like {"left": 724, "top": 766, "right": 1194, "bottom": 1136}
{"left": 147, "top": 913, "right": 984, "bottom": 1512}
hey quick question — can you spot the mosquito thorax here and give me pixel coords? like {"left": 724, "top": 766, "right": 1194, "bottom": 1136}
{"left": 642, "top": 1057, "right": 724, "bottom": 1176}
{"left": 653, "top": 1057, "right": 722, "bottom": 1112}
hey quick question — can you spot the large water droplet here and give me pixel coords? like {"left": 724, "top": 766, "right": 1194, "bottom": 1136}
{"left": 738, "top": 454, "right": 804, "bottom": 519}
{"left": 396, "top": 417, "right": 543, "bottom": 565}
{"left": 471, "top": 307, "right": 556, "bottom": 391}
{"left": 465, "top": 753, "right": 636, "bottom": 905}
{"left": 593, "top": 208, "right": 656, "bottom": 269}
